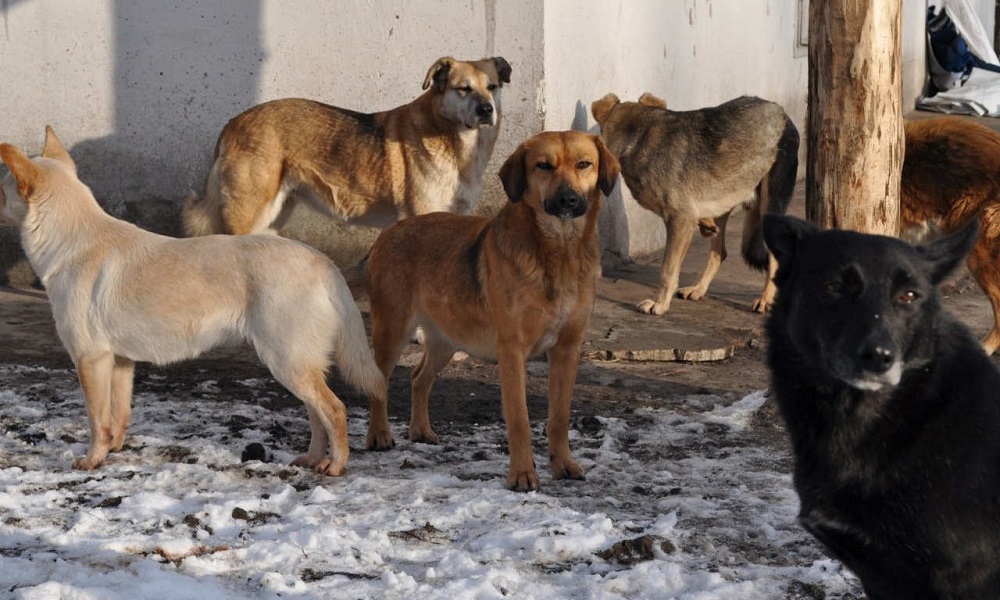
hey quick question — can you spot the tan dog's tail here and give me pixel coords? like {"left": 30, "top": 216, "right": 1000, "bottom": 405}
{"left": 742, "top": 115, "right": 800, "bottom": 271}
{"left": 181, "top": 191, "right": 225, "bottom": 237}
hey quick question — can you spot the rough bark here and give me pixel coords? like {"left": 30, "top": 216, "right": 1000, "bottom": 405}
{"left": 806, "top": 0, "right": 903, "bottom": 235}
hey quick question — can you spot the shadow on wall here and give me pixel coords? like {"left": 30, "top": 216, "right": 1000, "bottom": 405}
{"left": 71, "top": 2, "right": 265, "bottom": 237}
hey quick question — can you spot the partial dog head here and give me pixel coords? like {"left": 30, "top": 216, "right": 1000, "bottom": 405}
{"left": 498, "top": 130, "right": 619, "bottom": 223}
{"left": 0, "top": 126, "right": 79, "bottom": 226}
{"left": 764, "top": 214, "right": 978, "bottom": 392}
{"left": 423, "top": 56, "right": 512, "bottom": 129}
{"left": 592, "top": 92, "right": 667, "bottom": 128}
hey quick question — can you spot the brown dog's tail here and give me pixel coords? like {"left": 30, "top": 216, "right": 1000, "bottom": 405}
{"left": 742, "top": 115, "right": 800, "bottom": 271}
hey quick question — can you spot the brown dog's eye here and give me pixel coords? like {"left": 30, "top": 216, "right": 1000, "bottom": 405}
{"left": 487, "top": 84, "right": 498, "bottom": 91}
{"left": 536, "top": 162, "right": 554, "bottom": 172}
{"left": 576, "top": 161, "right": 592, "bottom": 170}
{"left": 457, "top": 86, "right": 472, "bottom": 96}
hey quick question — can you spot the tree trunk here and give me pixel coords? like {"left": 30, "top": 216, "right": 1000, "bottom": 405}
{"left": 806, "top": 0, "right": 903, "bottom": 235}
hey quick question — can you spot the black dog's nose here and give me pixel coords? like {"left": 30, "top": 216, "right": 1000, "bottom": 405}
{"left": 859, "top": 343, "right": 895, "bottom": 374}
{"left": 476, "top": 103, "right": 494, "bottom": 119}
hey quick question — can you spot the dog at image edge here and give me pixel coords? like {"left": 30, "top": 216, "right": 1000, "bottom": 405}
{"left": 763, "top": 214, "right": 1000, "bottom": 599}
{"left": 182, "top": 56, "right": 512, "bottom": 236}
{"left": 0, "top": 128, "right": 385, "bottom": 475}
{"left": 591, "top": 92, "right": 799, "bottom": 315}
{"left": 363, "top": 130, "right": 619, "bottom": 492}
{"left": 901, "top": 116, "right": 1000, "bottom": 355}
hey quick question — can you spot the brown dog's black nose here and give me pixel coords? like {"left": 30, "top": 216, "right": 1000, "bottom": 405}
{"left": 476, "top": 103, "right": 494, "bottom": 120}
{"left": 544, "top": 188, "right": 587, "bottom": 219}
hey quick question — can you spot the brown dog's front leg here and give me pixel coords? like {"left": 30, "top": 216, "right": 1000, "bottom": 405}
{"left": 497, "top": 346, "right": 539, "bottom": 492}
{"left": 73, "top": 352, "right": 116, "bottom": 470}
{"left": 546, "top": 338, "right": 585, "bottom": 482}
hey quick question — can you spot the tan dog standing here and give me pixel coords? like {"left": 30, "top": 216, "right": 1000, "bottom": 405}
{"left": 363, "top": 131, "right": 619, "bottom": 492}
{"left": 591, "top": 92, "right": 799, "bottom": 315}
{"left": 183, "top": 56, "right": 512, "bottom": 236}
{"left": 0, "top": 128, "right": 385, "bottom": 474}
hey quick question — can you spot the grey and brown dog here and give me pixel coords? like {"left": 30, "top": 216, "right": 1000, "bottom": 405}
{"left": 363, "top": 130, "right": 619, "bottom": 492}
{"left": 183, "top": 56, "right": 511, "bottom": 236}
{"left": 591, "top": 92, "right": 799, "bottom": 314}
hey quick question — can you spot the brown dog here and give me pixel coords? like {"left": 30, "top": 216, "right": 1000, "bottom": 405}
{"left": 182, "top": 56, "right": 511, "bottom": 236}
{"left": 363, "top": 130, "right": 619, "bottom": 492}
{"left": 591, "top": 92, "right": 799, "bottom": 314}
{"left": 902, "top": 116, "right": 1000, "bottom": 355}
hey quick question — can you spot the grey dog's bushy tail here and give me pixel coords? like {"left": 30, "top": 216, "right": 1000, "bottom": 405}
{"left": 742, "top": 116, "right": 800, "bottom": 271}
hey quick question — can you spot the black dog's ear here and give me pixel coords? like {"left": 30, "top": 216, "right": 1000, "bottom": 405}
{"left": 763, "top": 214, "right": 818, "bottom": 269}
{"left": 498, "top": 144, "right": 527, "bottom": 202}
{"left": 919, "top": 218, "right": 979, "bottom": 284}
{"left": 493, "top": 57, "right": 512, "bottom": 84}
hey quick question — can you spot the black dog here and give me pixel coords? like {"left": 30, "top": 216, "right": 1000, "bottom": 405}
{"left": 763, "top": 214, "right": 1000, "bottom": 599}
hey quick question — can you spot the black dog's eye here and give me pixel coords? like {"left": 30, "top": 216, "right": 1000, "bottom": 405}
{"left": 576, "top": 160, "right": 592, "bottom": 170}
{"left": 824, "top": 280, "right": 844, "bottom": 295}
{"left": 536, "top": 162, "right": 554, "bottom": 172}
{"left": 897, "top": 290, "right": 920, "bottom": 304}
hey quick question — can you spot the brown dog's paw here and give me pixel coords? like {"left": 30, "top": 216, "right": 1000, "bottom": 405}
{"left": 550, "top": 456, "right": 585, "bottom": 481}
{"left": 313, "top": 458, "right": 347, "bottom": 477}
{"left": 408, "top": 426, "right": 440, "bottom": 445}
{"left": 676, "top": 286, "right": 707, "bottom": 301}
{"left": 365, "top": 429, "right": 396, "bottom": 451}
{"left": 751, "top": 298, "right": 772, "bottom": 314}
{"left": 697, "top": 219, "right": 719, "bottom": 237}
{"left": 506, "top": 468, "right": 541, "bottom": 492}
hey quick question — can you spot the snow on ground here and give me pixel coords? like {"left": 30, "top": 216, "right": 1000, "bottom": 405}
{"left": 0, "top": 363, "right": 863, "bottom": 599}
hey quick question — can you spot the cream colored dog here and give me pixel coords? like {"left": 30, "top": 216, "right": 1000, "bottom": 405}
{"left": 0, "top": 127, "right": 385, "bottom": 474}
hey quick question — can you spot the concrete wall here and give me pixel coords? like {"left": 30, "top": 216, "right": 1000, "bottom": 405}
{"left": 0, "top": 0, "right": 931, "bottom": 283}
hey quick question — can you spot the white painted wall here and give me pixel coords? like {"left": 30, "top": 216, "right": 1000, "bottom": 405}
{"left": 0, "top": 0, "right": 933, "bottom": 280}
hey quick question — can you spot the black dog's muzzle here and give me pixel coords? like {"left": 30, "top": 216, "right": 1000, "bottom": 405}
{"left": 544, "top": 187, "right": 588, "bottom": 219}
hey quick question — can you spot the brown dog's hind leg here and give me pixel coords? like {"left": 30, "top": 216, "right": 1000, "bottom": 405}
{"left": 366, "top": 310, "right": 414, "bottom": 451}
{"left": 108, "top": 356, "right": 134, "bottom": 452}
{"left": 546, "top": 334, "right": 585, "bottom": 482}
{"left": 967, "top": 235, "right": 1000, "bottom": 355}
{"left": 216, "top": 154, "right": 285, "bottom": 235}
{"left": 73, "top": 352, "right": 116, "bottom": 470}
{"left": 408, "top": 329, "right": 454, "bottom": 445}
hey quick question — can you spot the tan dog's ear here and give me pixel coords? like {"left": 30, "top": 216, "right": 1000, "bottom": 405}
{"left": 493, "top": 56, "right": 512, "bottom": 84}
{"left": 423, "top": 57, "right": 456, "bottom": 91}
{"left": 638, "top": 92, "right": 667, "bottom": 109}
{"left": 498, "top": 143, "right": 528, "bottom": 203}
{"left": 595, "top": 137, "right": 620, "bottom": 197}
{"left": 591, "top": 94, "right": 620, "bottom": 126}
{"left": 0, "top": 143, "right": 44, "bottom": 201}
{"left": 41, "top": 126, "right": 76, "bottom": 173}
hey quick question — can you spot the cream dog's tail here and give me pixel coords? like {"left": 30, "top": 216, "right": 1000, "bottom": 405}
{"left": 330, "top": 270, "right": 386, "bottom": 402}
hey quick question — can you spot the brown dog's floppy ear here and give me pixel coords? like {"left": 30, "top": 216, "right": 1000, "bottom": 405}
{"left": 638, "top": 92, "right": 667, "bottom": 109}
{"left": 498, "top": 144, "right": 528, "bottom": 203}
{"left": 423, "top": 57, "right": 455, "bottom": 91}
{"left": 590, "top": 94, "right": 620, "bottom": 127}
{"left": 42, "top": 126, "right": 76, "bottom": 173}
{"left": 0, "top": 143, "right": 44, "bottom": 202}
{"left": 594, "top": 137, "right": 620, "bottom": 197}
{"left": 493, "top": 56, "right": 512, "bottom": 84}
